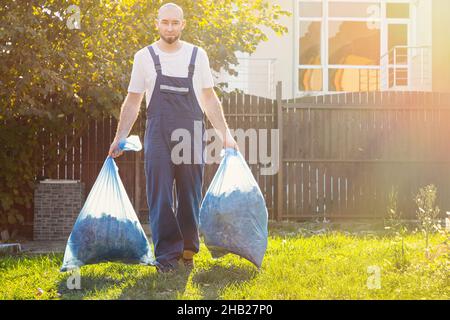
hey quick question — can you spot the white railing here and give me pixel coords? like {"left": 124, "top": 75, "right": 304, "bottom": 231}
{"left": 379, "top": 45, "right": 432, "bottom": 91}
{"left": 224, "top": 57, "right": 277, "bottom": 99}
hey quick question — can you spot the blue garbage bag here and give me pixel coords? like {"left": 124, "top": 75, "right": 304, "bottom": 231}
{"left": 199, "top": 148, "right": 268, "bottom": 268}
{"left": 60, "top": 135, "right": 155, "bottom": 272}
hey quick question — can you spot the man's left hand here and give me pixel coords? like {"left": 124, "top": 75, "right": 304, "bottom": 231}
{"left": 223, "top": 136, "right": 239, "bottom": 151}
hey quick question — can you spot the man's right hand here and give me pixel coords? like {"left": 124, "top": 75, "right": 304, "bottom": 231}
{"left": 108, "top": 92, "right": 144, "bottom": 158}
{"left": 108, "top": 139, "right": 124, "bottom": 158}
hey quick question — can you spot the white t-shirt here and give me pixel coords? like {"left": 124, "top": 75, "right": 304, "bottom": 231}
{"left": 127, "top": 40, "right": 215, "bottom": 113}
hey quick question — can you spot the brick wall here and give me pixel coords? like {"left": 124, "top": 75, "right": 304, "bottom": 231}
{"left": 33, "top": 181, "right": 85, "bottom": 240}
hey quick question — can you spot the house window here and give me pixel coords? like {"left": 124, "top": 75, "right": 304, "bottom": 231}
{"left": 386, "top": 3, "right": 409, "bottom": 18}
{"left": 299, "top": 68, "right": 323, "bottom": 91}
{"left": 299, "top": 21, "right": 321, "bottom": 65}
{"left": 298, "top": 1, "right": 323, "bottom": 92}
{"left": 298, "top": 2, "right": 322, "bottom": 17}
{"left": 329, "top": 21, "right": 380, "bottom": 65}
{"left": 329, "top": 2, "right": 380, "bottom": 18}
{"left": 329, "top": 68, "right": 380, "bottom": 91}
{"left": 297, "top": 0, "right": 412, "bottom": 94}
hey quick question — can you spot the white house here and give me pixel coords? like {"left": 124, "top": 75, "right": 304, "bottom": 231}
{"left": 217, "top": 0, "right": 449, "bottom": 100}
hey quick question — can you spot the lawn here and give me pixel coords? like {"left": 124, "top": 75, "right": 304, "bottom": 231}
{"left": 0, "top": 221, "right": 448, "bottom": 300}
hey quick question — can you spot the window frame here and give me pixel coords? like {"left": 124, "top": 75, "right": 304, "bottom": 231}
{"left": 296, "top": 0, "right": 413, "bottom": 95}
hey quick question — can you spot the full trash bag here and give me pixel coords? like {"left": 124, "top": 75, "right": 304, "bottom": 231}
{"left": 60, "top": 135, "right": 155, "bottom": 272}
{"left": 199, "top": 148, "right": 268, "bottom": 268}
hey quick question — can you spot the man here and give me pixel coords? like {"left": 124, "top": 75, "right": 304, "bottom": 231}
{"left": 108, "top": 3, "right": 238, "bottom": 273}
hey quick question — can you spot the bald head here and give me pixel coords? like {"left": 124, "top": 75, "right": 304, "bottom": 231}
{"left": 158, "top": 3, "right": 184, "bottom": 20}
{"left": 155, "top": 3, "right": 185, "bottom": 45}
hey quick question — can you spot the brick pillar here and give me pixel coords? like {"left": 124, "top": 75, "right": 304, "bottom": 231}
{"left": 33, "top": 180, "right": 85, "bottom": 240}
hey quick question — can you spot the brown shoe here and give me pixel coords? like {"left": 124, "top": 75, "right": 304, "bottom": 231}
{"left": 155, "top": 260, "right": 180, "bottom": 274}
{"left": 181, "top": 257, "right": 194, "bottom": 269}
{"left": 181, "top": 250, "right": 195, "bottom": 269}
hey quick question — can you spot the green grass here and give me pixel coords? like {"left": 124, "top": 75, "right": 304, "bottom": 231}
{"left": 0, "top": 222, "right": 448, "bottom": 300}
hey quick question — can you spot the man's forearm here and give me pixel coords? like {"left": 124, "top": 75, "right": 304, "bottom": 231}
{"left": 204, "top": 95, "right": 234, "bottom": 144}
{"left": 114, "top": 101, "right": 140, "bottom": 141}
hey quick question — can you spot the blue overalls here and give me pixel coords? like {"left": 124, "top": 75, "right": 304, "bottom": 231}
{"left": 144, "top": 44, "right": 205, "bottom": 270}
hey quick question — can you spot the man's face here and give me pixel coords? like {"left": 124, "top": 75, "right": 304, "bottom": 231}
{"left": 155, "top": 9, "right": 185, "bottom": 44}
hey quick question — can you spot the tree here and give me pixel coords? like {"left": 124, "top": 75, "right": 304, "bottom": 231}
{"left": 0, "top": 0, "right": 290, "bottom": 233}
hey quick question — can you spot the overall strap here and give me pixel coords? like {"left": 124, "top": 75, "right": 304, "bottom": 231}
{"left": 188, "top": 46, "right": 198, "bottom": 78}
{"left": 147, "top": 45, "right": 162, "bottom": 75}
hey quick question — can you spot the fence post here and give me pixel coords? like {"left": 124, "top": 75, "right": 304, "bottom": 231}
{"left": 276, "top": 81, "right": 283, "bottom": 221}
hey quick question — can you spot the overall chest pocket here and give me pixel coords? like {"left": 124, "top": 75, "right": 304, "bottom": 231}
{"left": 160, "top": 84, "right": 190, "bottom": 95}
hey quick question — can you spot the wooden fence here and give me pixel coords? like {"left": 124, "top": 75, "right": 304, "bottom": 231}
{"left": 37, "top": 86, "right": 450, "bottom": 222}
{"left": 276, "top": 85, "right": 450, "bottom": 220}
{"left": 38, "top": 93, "right": 278, "bottom": 222}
